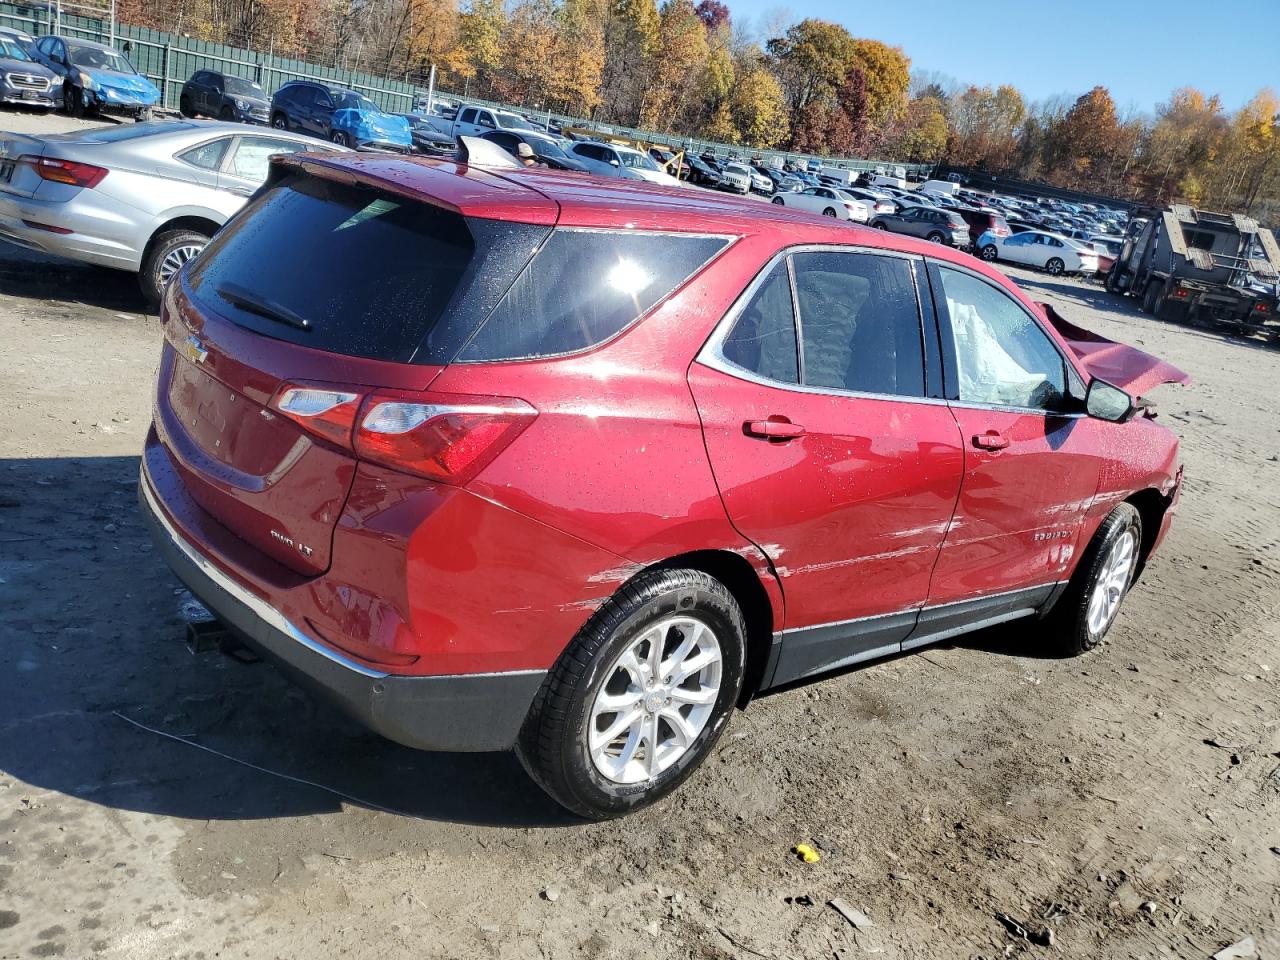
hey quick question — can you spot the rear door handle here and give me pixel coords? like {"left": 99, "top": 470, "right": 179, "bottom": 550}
{"left": 744, "top": 417, "right": 806, "bottom": 440}
{"left": 973, "top": 431, "right": 1010, "bottom": 450}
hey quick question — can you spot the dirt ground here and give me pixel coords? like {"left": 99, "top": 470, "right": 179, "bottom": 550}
{"left": 1, "top": 109, "right": 1278, "bottom": 960}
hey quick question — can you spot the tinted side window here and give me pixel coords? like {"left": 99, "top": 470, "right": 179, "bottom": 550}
{"left": 460, "top": 230, "right": 729, "bottom": 361}
{"left": 459, "top": 107, "right": 475, "bottom": 123}
{"left": 719, "top": 262, "right": 798, "bottom": 384}
{"left": 793, "top": 252, "right": 924, "bottom": 398}
{"left": 937, "top": 267, "right": 1067, "bottom": 410}
{"left": 177, "top": 138, "right": 229, "bottom": 171}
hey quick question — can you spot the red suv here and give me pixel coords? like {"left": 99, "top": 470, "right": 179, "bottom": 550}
{"left": 141, "top": 153, "right": 1188, "bottom": 818}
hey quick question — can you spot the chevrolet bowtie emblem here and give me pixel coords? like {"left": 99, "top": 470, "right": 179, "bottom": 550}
{"left": 181, "top": 334, "right": 208, "bottom": 364}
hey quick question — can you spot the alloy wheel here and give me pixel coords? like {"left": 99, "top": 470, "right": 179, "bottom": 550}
{"left": 159, "top": 242, "right": 204, "bottom": 284}
{"left": 1087, "top": 528, "right": 1137, "bottom": 637}
{"left": 587, "top": 616, "right": 722, "bottom": 785}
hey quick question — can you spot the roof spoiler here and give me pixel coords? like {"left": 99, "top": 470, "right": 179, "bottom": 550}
{"left": 457, "top": 135, "right": 522, "bottom": 169}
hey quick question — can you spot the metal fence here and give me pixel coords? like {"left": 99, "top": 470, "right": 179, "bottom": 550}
{"left": 0, "top": 1, "right": 934, "bottom": 176}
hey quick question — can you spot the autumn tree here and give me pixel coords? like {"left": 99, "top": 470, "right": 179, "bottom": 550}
{"left": 639, "top": 0, "right": 710, "bottom": 132}
{"left": 892, "top": 96, "right": 948, "bottom": 162}
{"left": 1045, "top": 86, "right": 1122, "bottom": 186}
{"left": 947, "top": 84, "right": 1025, "bottom": 170}
{"left": 453, "top": 0, "right": 506, "bottom": 95}
{"left": 767, "top": 19, "right": 857, "bottom": 113}
{"left": 601, "top": 0, "right": 660, "bottom": 123}
{"left": 729, "top": 64, "right": 788, "bottom": 147}
{"left": 848, "top": 38, "right": 909, "bottom": 126}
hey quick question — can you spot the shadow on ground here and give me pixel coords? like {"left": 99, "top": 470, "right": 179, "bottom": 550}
{"left": 0, "top": 242, "right": 153, "bottom": 314}
{"left": 0, "top": 455, "right": 575, "bottom": 829}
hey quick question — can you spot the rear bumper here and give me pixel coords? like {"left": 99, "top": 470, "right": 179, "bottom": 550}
{"left": 139, "top": 463, "right": 546, "bottom": 752}
{"left": 0, "top": 190, "right": 145, "bottom": 270}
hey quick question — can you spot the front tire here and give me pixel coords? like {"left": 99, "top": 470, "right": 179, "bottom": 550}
{"left": 1046, "top": 503, "right": 1143, "bottom": 656}
{"left": 179, "top": 94, "right": 194, "bottom": 117}
{"left": 517, "top": 569, "right": 746, "bottom": 820}
{"left": 139, "top": 228, "right": 209, "bottom": 306}
{"left": 1046, "top": 257, "right": 1065, "bottom": 275}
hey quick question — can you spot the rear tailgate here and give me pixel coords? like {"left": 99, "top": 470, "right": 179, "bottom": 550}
{"left": 153, "top": 158, "right": 557, "bottom": 576}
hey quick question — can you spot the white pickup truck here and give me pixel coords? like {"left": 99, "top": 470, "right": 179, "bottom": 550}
{"left": 446, "top": 105, "right": 546, "bottom": 139}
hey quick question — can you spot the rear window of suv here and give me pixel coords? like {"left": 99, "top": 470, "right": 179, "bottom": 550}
{"left": 189, "top": 175, "right": 477, "bottom": 362}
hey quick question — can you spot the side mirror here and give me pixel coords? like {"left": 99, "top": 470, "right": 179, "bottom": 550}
{"left": 609, "top": 159, "right": 620, "bottom": 167}
{"left": 1085, "top": 378, "right": 1135, "bottom": 423}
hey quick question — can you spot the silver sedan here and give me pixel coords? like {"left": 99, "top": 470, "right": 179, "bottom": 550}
{"left": 0, "top": 119, "right": 345, "bottom": 303}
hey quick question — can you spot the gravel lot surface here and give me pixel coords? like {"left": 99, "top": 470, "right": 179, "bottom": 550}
{"left": 1, "top": 108, "right": 1278, "bottom": 960}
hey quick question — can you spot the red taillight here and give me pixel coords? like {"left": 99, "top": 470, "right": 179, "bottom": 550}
{"left": 21, "top": 154, "right": 108, "bottom": 188}
{"left": 354, "top": 391, "right": 536, "bottom": 485}
{"left": 1172, "top": 288, "right": 1189, "bottom": 299}
{"left": 21, "top": 219, "right": 73, "bottom": 234}
{"left": 270, "top": 383, "right": 363, "bottom": 449}
{"left": 1254, "top": 301, "right": 1269, "bottom": 313}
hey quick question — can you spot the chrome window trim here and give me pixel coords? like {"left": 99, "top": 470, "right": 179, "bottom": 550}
{"left": 696, "top": 243, "right": 947, "bottom": 407}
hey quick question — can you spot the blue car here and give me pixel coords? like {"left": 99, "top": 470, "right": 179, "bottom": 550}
{"left": 270, "top": 80, "right": 411, "bottom": 152}
{"left": 32, "top": 35, "right": 160, "bottom": 119}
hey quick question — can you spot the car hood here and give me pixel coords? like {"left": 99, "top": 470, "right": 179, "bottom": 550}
{"left": 1038, "top": 303, "right": 1191, "bottom": 396}
{"left": 334, "top": 108, "right": 412, "bottom": 146}
{"left": 0, "top": 56, "right": 54, "bottom": 78}
{"left": 82, "top": 68, "right": 160, "bottom": 101}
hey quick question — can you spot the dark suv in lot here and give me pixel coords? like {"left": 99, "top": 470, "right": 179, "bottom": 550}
{"left": 180, "top": 70, "right": 270, "bottom": 124}
{"left": 142, "top": 152, "right": 1187, "bottom": 819}
{"left": 270, "top": 80, "right": 411, "bottom": 151}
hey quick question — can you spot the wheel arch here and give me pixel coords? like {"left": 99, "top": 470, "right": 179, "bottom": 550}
{"left": 641, "top": 548, "right": 777, "bottom": 706}
{"left": 144, "top": 214, "right": 222, "bottom": 257}
{"left": 1125, "top": 486, "right": 1172, "bottom": 576}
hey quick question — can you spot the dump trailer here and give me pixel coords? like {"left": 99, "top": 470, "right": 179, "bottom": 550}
{"left": 1105, "top": 204, "right": 1280, "bottom": 336}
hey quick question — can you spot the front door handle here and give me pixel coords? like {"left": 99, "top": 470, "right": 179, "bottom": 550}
{"left": 744, "top": 417, "right": 806, "bottom": 440}
{"left": 973, "top": 431, "right": 1010, "bottom": 450}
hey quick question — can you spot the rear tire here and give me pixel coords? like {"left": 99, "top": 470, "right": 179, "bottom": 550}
{"left": 139, "top": 228, "right": 210, "bottom": 307}
{"left": 872, "top": 221, "right": 888, "bottom": 230}
{"left": 771, "top": 196, "right": 784, "bottom": 205}
{"left": 220, "top": 105, "right": 234, "bottom": 121}
{"left": 1140, "top": 280, "right": 1161, "bottom": 314}
{"left": 926, "top": 231, "right": 945, "bottom": 244}
{"left": 271, "top": 113, "right": 288, "bottom": 130}
{"left": 980, "top": 244, "right": 998, "bottom": 261}
{"left": 823, "top": 207, "right": 837, "bottom": 217}
{"left": 179, "top": 94, "right": 194, "bottom": 117}
{"left": 517, "top": 569, "right": 746, "bottom": 820}
{"left": 1045, "top": 503, "right": 1142, "bottom": 656}
{"left": 331, "top": 130, "right": 349, "bottom": 147}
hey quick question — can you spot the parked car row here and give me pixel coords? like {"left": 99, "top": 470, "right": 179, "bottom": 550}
{"left": 0, "top": 27, "right": 160, "bottom": 117}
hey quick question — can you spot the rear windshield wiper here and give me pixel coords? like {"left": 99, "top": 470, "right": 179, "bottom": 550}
{"left": 215, "top": 281, "right": 311, "bottom": 331}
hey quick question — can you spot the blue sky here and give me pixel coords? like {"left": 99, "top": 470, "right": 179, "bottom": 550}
{"left": 731, "top": 0, "right": 1280, "bottom": 114}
